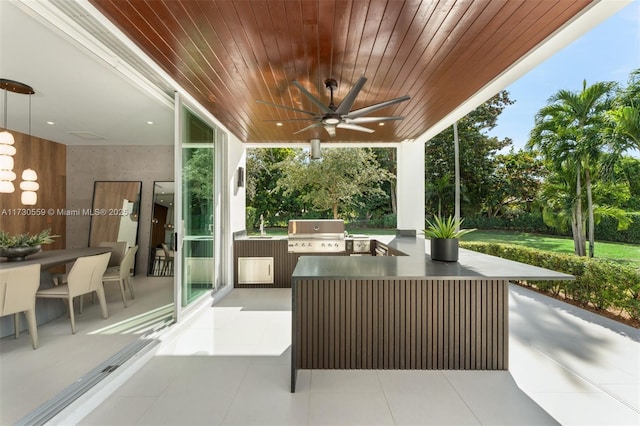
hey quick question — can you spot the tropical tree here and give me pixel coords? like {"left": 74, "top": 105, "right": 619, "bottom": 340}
{"left": 276, "top": 148, "right": 391, "bottom": 219}
{"left": 425, "top": 90, "right": 513, "bottom": 217}
{"left": 483, "top": 149, "right": 545, "bottom": 218}
{"left": 608, "top": 69, "right": 640, "bottom": 150}
{"left": 529, "top": 80, "right": 616, "bottom": 257}
{"left": 246, "top": 148, "right": 303, "bottom": 227}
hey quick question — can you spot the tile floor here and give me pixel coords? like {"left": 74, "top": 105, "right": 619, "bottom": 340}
{"left": 77, "top": 285, "right": 640, "bottom": 426}
{"left": 0, "top": 276, "right": 173, "bottom": 424}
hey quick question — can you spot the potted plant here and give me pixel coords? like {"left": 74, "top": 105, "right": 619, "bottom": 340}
{"left": 422, "top": 215, "right": 475, "bottom": 262}
{"left": 0, "top": 229, "right": 58, "bottom": 261}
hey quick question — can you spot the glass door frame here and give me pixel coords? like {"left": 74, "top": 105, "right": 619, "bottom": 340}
{"left": 173, "top": 92, "right": 227, "bottom": 322}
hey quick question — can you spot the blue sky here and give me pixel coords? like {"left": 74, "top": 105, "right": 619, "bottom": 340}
{"left": 489, "top": 1, "right": 640, "bottom": 154}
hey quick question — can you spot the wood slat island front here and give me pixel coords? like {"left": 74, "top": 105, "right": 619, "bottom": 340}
{"left": 290, "top": 237, "right": 573, "bottom": 392}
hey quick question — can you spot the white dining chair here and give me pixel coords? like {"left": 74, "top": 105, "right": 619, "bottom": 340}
{"left": 98, "top": 241, "right": 127, "bottom": 269}
{"left": 0, "top": 264, "right": 41, "bottom": 349}
{"left": 161, "top": 243, "right": 174, "bottom": 276}
{"left": 102, "top": 245, "right": 138, "bottom": 307}
{"left": 36, "top": 252, "right": 110, "bottom": 334}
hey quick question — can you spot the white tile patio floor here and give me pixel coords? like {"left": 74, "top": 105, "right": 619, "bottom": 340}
{"left": 76, "top": 285, "right": 639, "bottom": 426}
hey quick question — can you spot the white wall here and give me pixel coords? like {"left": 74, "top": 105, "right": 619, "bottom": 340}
{"left": 396, "top": 140, "right": 425, "bottom": 234}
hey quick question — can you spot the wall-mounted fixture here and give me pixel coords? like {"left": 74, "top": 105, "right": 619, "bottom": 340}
{"left": 237, "top": 166, "right": 245, "bottom": 188}
{"left": 0, "top": 78, "right": 39, "bottom": 205}
{"left": 310, "top": 139, "right": 321, "bottom": 160}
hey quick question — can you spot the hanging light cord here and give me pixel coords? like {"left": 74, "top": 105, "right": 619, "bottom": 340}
{"left": 2, "top": 88, "right": 7, "bottom": 129}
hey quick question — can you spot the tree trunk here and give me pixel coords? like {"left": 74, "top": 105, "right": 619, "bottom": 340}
{"left": 585, "top": 165, "right": 595, "bottom": 258}
{"left": 333, "top": 203, "right": 338, "bottom": 219}
{"left": 574, "top": 167, "right": 586, "bottom": 256}
{"left": 390, "top": 180, "right": 397, "bottom": 214}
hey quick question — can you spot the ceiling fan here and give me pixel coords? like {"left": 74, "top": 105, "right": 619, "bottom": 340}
{"left": 257, "top": 76, "right": 410, "bottom": 137}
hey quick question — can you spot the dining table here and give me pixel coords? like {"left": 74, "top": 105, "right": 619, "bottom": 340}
{"left": 0, "top": 247, "right": 112, "bottom": 338}
{"left": 0, "top": 247, "right": 110, "bottom": 270}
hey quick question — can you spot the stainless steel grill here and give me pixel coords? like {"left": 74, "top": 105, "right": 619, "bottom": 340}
{"left": 287, "top": 219, "right": 346, "bottom": 253}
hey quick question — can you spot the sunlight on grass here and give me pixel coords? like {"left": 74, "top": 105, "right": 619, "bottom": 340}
{"left": 463, "top": 230, "right": 640, "bottom": 268}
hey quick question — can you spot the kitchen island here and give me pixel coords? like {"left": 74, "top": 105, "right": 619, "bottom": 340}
{"left": 290, "top": 236, "right": 573, "bottom": 392}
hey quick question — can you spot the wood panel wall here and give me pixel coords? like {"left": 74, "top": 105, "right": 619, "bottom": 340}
{"left": 292, "top": 278, "right": 508, "bottom": 391}
{"left": 88, "top": 181, "right": 141, "bottom": 246}
{"left": 234, "top": 239, "right": 345, "bottom": 288}
{"left": 0, "top": 130, "right": 66, "bottom": 251}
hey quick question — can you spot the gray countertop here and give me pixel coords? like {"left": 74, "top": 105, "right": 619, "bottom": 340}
{"left": 292, "top": 236, "right": 574, "bottom": 281}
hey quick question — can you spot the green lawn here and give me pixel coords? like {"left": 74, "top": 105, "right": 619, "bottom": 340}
{"left": 462, "top": 230, "right": 640, "bottom": 268}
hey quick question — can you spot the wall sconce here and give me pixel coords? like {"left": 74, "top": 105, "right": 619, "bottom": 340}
{"left": 237, "top": 166, "right": 245, "bottom": 188}
{"left": 310, "top": 139, "right": 321, "bottom": 160}
{"left": 0, "top": 78, "right": 38, "bottom": 205}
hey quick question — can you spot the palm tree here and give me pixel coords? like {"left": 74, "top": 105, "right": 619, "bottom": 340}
{"left": 529, "top": 80, "right": 616, "bottom": 257}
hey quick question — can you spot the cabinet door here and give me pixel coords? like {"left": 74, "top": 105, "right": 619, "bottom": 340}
{"left": 238, "top": 257, "right": 274, "bottom": 284}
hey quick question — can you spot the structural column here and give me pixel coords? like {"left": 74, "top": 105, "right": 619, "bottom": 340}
{"left": 396, "top": 139, "right": 425, "bottom": 235}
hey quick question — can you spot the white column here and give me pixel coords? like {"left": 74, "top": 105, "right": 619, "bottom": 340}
{"left": 396, "top": 139, "right": 425, "bottom": 236}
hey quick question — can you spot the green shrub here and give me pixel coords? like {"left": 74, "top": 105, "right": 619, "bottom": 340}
{"left": 461, "top": 241, "right": 640, "bottom": 321}
{"left": 246, "top": 207, "right": 257, "bottom": 230}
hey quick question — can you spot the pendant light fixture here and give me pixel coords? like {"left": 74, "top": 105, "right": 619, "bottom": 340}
{"left": 0, "top": 78, "right": 38, "bottom": 204}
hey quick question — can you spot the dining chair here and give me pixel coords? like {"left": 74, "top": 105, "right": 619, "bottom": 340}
{"left": 161, "top": 243, "right": 174, "bottom": 276}
{"left": 98, "top": 241, "right": 127, "bottom": 269}
{"left": 36, "top": 252, "right": 110, "bottom": 334}
{"left": 102, "top": 245, "right": 138, "bottom": 307}
{"left": 0, "top": 264, "right": 41, "bottom": 349}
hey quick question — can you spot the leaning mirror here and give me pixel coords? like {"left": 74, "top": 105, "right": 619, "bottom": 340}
{"left": 89, "top": 181, "right": 142, "bottom": 270}
{"left": 149, "top": 181, "right": 175, "bottom": 276}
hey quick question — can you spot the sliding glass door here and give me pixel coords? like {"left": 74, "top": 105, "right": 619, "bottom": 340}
{"left": 174, "top": 96, "right": 225, "bottom": 317}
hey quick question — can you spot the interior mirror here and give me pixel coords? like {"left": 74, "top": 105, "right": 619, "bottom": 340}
{"left": 149, "top": 181, "right": 175, "bottom": 276}
{"left": 89, "top": 181, "right": 142, "bottom": 271}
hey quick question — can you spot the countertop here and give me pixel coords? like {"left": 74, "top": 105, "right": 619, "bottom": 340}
{"left": 292, "top": 236, "right": 574, "bottom": 281}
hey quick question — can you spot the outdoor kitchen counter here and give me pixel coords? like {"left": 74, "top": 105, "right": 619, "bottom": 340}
{"left": 292, "top": 236, "right": 573, "bottom": 281}
{"left": 290, "top": 236, "right": 573, "bottom": 392}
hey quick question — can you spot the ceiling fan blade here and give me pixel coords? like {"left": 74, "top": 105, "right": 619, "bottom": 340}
{"left": 256, "top": 99, "right": 317, "bottom": 116}
{"left": 324, "top": 125, "right": 337, "bottom": 137}
{"left": 264, "top": 118, "right": 316, "bottom": 122}
{"left": 292, "top": 81, "right": 333, "bottom": 114}
{"left": 293, "top": 122, "right": 324, "bottom": 134}
{"left": 346, "top": 95, "right": 410, "bottom": 119}
{"left": 336, "top": 123, "right": 375, "bottom": 133}
{"left": 334, "top": 76, "right": 367, "bottom": 115}
{"left": 344, "top": 116, "right": 405, "bottom": 124}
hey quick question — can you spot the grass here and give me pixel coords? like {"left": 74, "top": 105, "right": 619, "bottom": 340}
{"left": 251, "top": 227, "right": 640, "bottom": 268}
{"left": 461, "top": 230, "right": 640, "bottom": 268}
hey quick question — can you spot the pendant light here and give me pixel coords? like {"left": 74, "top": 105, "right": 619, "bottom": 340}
{"left": 0, "top": 78, "right": 37, "bottom": 203}
{"left": 0, "top": 82, "right": 16, "bottom": 193}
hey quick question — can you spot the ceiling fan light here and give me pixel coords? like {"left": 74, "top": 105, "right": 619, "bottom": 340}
{"left": 0, "top": 131, "right": 15, "bottom": 145}
{"left": 324, "top": 117, "right": 340, "bottom": 125}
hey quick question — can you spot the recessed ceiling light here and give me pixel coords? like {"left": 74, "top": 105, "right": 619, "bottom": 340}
{"left": 379, "top": 122, "right": 385, "bottom": 126}
{"left": 276, "top": 122, "right": 283, "bottom": 126}
{"left": 146, "top": 121, "right": 154, "bottom": 125}
{"left": 46, "top": 121, "right": 55, "bottom": 125}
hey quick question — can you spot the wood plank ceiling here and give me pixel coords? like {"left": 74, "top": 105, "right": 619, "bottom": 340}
{"left": 89, "top": 0, "right": 591, "bottom": 144}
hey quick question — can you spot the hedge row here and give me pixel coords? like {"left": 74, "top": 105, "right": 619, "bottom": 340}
{"left": 460, "top": 241, "right": 640, "bottom": 322}
{"left": 465, "top": 212, "right": 640, "bottom": 244}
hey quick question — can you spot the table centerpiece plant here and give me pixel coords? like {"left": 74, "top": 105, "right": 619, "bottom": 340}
{"left": 0, "top": 229, "right": 58, "bottom": 261}
{"left": 422, "top": 215, "right": 475, "bottom": 262}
